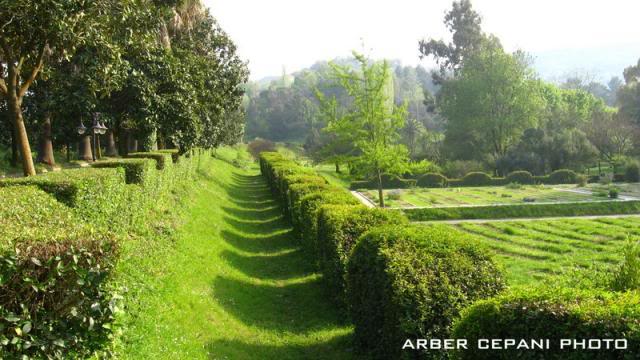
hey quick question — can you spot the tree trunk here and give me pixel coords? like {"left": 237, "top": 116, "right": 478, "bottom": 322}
{"left": 377, "top": 168, "right": 385, "bottom": 208}
{"left": 36, "top": 113, "right": 55, "bottom": 166}
{"left": 8, "top": 97, "right": 36, "bottom": 176}
{"left": 335, "top": 162, "right": 341, "bottom": 173}
{"left": 105, "top": 130, "right": 118, "bottom": 157}
{"left": 66, "top": 141, "right": 71, "bottom": 162}
{"left": 96, "top": 136, "right": 102, "bottom": 160}
{"left": 79, "top": 135, "right": 93, "bottom": 161}
{"left": 127, "top": 135, "right": 138, "bottom": 153}
{"left": 10, "top": 123, "right": 18, "bottom": 167}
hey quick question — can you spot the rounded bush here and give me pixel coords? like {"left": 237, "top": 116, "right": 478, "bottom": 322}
{"left": 452, "top": 287, "right": 640, "bottom": 359}
{"left": 547, "top": 169, "right": 579, "bottom": 184}
{"left": 461, "top": 172, "right": 493, "bottom": 186}
{"left": 417, "top": 173, "right": 448, "bottom": 188}
{"left": 347, "top": 225, "right": 505, "bottom": 359}
{"left": 505, "top": 170, "right": 534, "bottom": 185}
{"left": 625, "top": 162, "right": 640, "bottom": 183}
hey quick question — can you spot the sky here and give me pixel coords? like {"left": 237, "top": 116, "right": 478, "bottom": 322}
{"left": 204, "top": 0, "right": 640, "bottom": 81}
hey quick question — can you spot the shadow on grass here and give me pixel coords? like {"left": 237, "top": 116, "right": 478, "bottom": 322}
{"left": 220, "top": 249, "right": 313, "bottom": 281}
{"left": 221, "top": 229, "right": 297, "bottom": 254}
{"left": 212, "top": 276, "right": 347, "bottom": 332}
{"left": 205, "top": 334, "right": 356, "bottom": 360}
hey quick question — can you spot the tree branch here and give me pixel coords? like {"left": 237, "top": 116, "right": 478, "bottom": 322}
{"left": 18, "top": 43, "right": 46, "bottom": 98}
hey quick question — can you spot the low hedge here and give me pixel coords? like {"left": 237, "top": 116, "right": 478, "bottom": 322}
{"left": 126, "top": 152, "right": 173, "bottom": 170}
{"left": 461, "top": 172, "right": 495, "bottom": 186}
{"left": 317, "top": 205, "right": 408, "bottom": 308}
{"left": 405, "top": 200, "right": 640, "bottom": 221}
{"left": 545, "top": 169, "right": 579, "bottom": 184}
{"left": 349, "top": 174, "right": 417, "bottom": 190}
{"left": 453, "top": 287, "right": 640, "bottom": 359}
{"left": 91, "top": 158, "right": 156, "bottom": 185}
{"left": 506, "top": 170, "right": 534, "bottom": 185}
{"left": 156, "top": 149, "right": 180, "bottom": 163}
{"left": 417, "top": 173, "right": 448, "bottom": 187}
{"left": 0, "top": 186, "right": 119, "bottom": 357}
{"left": 347, "top": 225, "right": 505, "bottom": 359}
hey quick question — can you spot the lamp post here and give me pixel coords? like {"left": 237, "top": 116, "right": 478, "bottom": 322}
{"left": 77, "top": 113, "right": 107, "bottom": 162}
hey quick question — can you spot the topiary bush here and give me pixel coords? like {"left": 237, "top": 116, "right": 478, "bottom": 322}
{"left": 347, "top": 225, "right": 505, "bottom": 359}
{"left": 417, "top": 173, "right": 448, "bottom": 188}
{"left": 506, "top": 170, "right": 534, "bottom": 185}
{"left": 126, "top": 152, "right": 173, "bottom": 170}
{"left": 92, "top": 158, "right": 156, "bottom": 185}
{"left": 547, "top": 169, "right": 579, "bottom": 184}
{"left": 461, "top": 172, "right": 494, "bottom": 186}
{"left": 156, "top": 149, "right": 180, "bottom": 163}
{"left": 452, "top": 287, "right": 640, "bottom": 359}
{"left": 625, "top": 162, "right": 640, "bottom": 183}
{"left": 317, "top": 205, "right": 408, "bottom": 308}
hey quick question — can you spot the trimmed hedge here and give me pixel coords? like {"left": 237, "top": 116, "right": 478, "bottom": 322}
{"left": 506, "top": 170, "right": 534, "bottom": 185}
{"left": 317, "top": 205, "right": 408, "bottom": 308}
{"left": 0, "top": 150, "right": 208, "bottom": 358}
{"left": 453, "top": 287, "right": 640, "bottom": 359}
{"left": 405, "top": 200, "right": 640, "bottom": 221}
{"left": 546, "top": 169, "right": 579, "bottom": 184}
{"left": 461, "top": 172, "right": 495, "bottom": 186}
{"left": 350, "top": 174, "right": 417, "bottom": 190}
{"left": 347, "top": 225, "right": 505, "bottom": 359}
{"left": 156, "top": 148, "right": 180, "bottom": 163}
{"left": 417, "top": 172, "right": 448, "bottom": 187}
{"left": 91, "top": 158, "right": 156, "bottom": 184}
{"left": 126, "top": 152, "right": 173, "bottom": 170}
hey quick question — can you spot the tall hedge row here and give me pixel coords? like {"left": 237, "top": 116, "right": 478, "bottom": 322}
{"left": 259, "top": 152, "right": 505, "bottom": 359}
{"left": 0, "top": 149, "right": 205, "bottom": 358}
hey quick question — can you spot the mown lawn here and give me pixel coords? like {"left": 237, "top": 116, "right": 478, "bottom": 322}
{"left": 445, "top": 217, "right": 637, "bottom": 285}
{"left": 114, "top": 155, "right": 354, "bottom": 359}
{"left": 361, "top": 185, "right": 616, "bottom": 208}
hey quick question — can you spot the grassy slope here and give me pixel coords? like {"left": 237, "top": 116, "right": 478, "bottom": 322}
{"left": 115, "top": 156, "right": 354, "bottom": 359}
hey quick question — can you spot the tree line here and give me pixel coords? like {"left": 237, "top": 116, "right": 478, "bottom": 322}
{"left": 243, "top": 0, "right": 640, "bottom": 181}
{"left": 1, "top": 0, "right": 248, "bottom": 176}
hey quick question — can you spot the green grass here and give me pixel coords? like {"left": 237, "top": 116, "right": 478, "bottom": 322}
{"left": 114, "top": 154, "right": 354, "bottom": 359}
{"left": 442, "top": 217, "right": 637, "bottom": 286}
{"left": 361, "top": 185, "right": 615, "bottom": 208}
{"left": 316, "top": 164, "right": 353, "bottom": 189}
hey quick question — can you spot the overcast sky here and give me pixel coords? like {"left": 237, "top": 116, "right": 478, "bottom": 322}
{"left": 203, "top": 0, "right": 640, "bottom": 81}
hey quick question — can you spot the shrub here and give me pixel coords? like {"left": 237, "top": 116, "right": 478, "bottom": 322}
{"left": 156, "top": 149, "right": 180, "bottom": 163}
{"left": 317, "top": 205, "right": 407, "bottom": 308}
{"left": 0, "top": 186, "right": 119, "bottom": 358}
{"left": 248, "top": 138, "right": 276, "bottom": 160}
{"left": 297, "top": 190, "right": 359, "bottom": 251}
{"left": 505, "top": 170, "right": 534, "bottom": 185}
{"left": 576, "top": 174, "right": 588, "bottom": 187}
{"left": 126, "top": 152, "right": 173, "bottom": 170}
{"left": 505, "top": 182, "right": 523, "bottom": 190}
{"left": 461, "top": 172, "right": 494, "bottom": 186}
{"left": 92, "top": 158, "right": 156, "bottom": 184}
{"left": 404, "top": 200, "right": 640, "bottom": 221}
{"left": 609, "top": 187, "right": 620, "bottom": 199}
{"left": 547, "top": 169, "right": 579, "bottom": 184}
{"left": 417, "top": 173, "right": 448, "bottom": 188}
{"left": 386, "top": 189, "right": 402, "bottom": 200}
{"left": 405, "top": 160, "right": 441, "bottom": 178}
{"left": 625, "top": 162, "right": 640, "bottom": 183}
{"left": 611, "top": 240, "right": 640, "bottom": 291}
{"left": 347, "top": 225, "right": 505, "bottom": 359}
{"left": 442, "top": 160, "right": 485, "bottom": 179}
{"left": 452, "top": 287, "right": 640, "bottom": 359}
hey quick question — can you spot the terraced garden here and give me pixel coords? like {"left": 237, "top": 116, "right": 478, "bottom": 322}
{"left": 360, "top": 184, "right": 620, "bottom": 208}
{"left": 445, "top": 217, "right": 639, "bottom": 285}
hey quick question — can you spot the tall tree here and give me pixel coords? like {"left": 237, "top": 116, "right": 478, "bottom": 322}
{"left": 418, "top": 0, "right": 484, "bottom": 84}
{"left": 324, "top": 53, "right": 409, "bottom": 207}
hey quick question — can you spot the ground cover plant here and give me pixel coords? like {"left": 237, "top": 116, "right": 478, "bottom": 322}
{"left": 360, "top": 184, "right": 615, "bottom": 208}
{"left": 445, "top": 216, "right": 640, "bottom": 285}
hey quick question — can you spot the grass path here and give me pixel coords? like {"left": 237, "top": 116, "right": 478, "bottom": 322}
{"left": 118, "top": 160, "right": 354, "bottom": 359}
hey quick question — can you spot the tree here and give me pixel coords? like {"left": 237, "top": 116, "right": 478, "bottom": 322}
{"left": 618, "top": 59, "right": 640, "bottom": 126}
{"left": 418, "top": 0, "right": 484, "bottom": 84}
{"left": 586, "top": 110, "right": 637, "bottom": 165}
{"left": 438, "top": 39, "right": 544, "bottom": 166}
{"left": 324, "top": 53, "right": 409, "bottom": 207}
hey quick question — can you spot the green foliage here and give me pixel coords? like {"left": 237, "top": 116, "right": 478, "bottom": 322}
{"left": 505, "top": 170, "right": 534, "bottom": 185}
{"left": 417, "top": 173, "right": 448, "bottom": 187}
{"left": 405, "top": 200, "right": 640, "bottom": 221}
{"left": 156, "top": 149, "right": 180, "bottom": 163}
{"left": 247, "top": 138, "right": 276, "bottom": 160}
{"left": 611, "top": 240, "right": 640, "bottom": 291}
{"left": 347, "top": 225, "right": 505, "bottom": 359}
{"left": 546, "top": 169, "right": 579, "bottom": 184}
{"left": 609, "top": 187, "right": 620, "bottom": 198}
{"left": 92, "top": 158, "right": 156, "bottom": 184}
{"left": 405, "top": 159, "right": 441, "bottom": 178}
{"left": 350, "top": 175, "right": 417, "bottom": 190}
{"left": 126, "top": 152, "right": 173, "bottom": 170}
{"left": 452, "top": 287, "right": 640, "bottom": 359}
{"left": 461, "top": 171, "right": 494, "bottom": 186}
{"left": 625, "top": 162, "right": 640, "bottom": 182}
{"left": 317, "top": 205, "right": 407, "bottom": 308}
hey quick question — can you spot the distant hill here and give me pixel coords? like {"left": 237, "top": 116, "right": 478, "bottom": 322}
{"left": 532, "top": 45, "right": 640, "bottom": 82}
